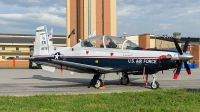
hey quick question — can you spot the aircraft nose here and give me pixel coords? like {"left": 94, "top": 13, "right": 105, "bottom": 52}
{"left": 188, "top": 54, "right": 193, "bottom": 59}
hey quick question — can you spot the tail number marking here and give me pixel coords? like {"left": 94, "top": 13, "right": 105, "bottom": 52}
{"left": 42, "top": 41, "right": 46, "bottom": 45}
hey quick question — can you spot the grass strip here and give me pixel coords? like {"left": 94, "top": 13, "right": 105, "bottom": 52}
{"left": 0, "top": 89, "right": 200, "bottom": 112}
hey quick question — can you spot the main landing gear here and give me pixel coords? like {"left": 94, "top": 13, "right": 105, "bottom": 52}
{"left": 120, "top": 72, "right": 131, "bottom": 85}
{"left": 89, "top": 73, "right": 105, "bottom": 89}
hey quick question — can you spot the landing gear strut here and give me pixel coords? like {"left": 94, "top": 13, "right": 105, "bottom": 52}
{"left": 150, "top": 74, "right": 159, "bottom": 89}
{"left": 89, "top": 73, "right": 103, "bottom": 88}
{"left": 120, "top": 72, "right": 130, "bottom": 85}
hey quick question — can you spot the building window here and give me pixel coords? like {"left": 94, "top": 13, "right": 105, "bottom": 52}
{"left": 30, "top": 46, "right": 34, "bottom": 51}
{"left": 2, "top": 47, "right": 5, "bottom": 50}
{"left": 16, "top": 47, "right": 19, "bottom": 51}
{"left": 41, "top": 47, "right": 47, "bottom": 50}
{"left": 16, "top": 56, "right": 19, "bottom": 58}
{"left": 2, "top": 56, "right": 5, "bottom": 59}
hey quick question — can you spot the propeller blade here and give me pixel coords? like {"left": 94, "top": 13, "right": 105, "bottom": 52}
{"left": 184, "top": 62, "right": 191, "bottom": 75}
{"left": 173, "top": 63, "right": 182, "bottom": 80}
{"left": 183, "top": 37, "right": 190, "bottom": 52}
{"left": 172, "top": 38, "right": 182, "bottom": 55}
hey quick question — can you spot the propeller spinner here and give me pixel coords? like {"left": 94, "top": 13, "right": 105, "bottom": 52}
{"left": 173, "top": 37, "right": 193, "bottom": 79}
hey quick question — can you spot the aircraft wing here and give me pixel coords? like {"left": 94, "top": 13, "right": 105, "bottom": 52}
{"left": 7, "top": 56, "right": 113, "bottom": 72}
{"left": 51, "top": 59, "right": 113, "bottom": 72}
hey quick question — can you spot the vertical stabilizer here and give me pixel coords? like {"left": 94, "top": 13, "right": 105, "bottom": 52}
{"left": 33, "top": 26, "right": 49, "bottom": 56}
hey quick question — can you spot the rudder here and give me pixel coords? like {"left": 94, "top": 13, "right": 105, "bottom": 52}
{"left": 33, "top": 26, "right": 49, "bottom": 56}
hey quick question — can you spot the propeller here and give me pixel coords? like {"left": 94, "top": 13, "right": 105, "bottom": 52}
{"left": 172, "top": 37, "right": 193, "bottom": 80}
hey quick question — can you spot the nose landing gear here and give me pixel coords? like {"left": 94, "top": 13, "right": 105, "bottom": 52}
{"left": 150, "top": 74, "right": 159, "bottom": 89}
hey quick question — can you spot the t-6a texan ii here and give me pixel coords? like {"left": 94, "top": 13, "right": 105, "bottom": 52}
{"left": 8, "top": 26, "right": 193, "bottom": 89}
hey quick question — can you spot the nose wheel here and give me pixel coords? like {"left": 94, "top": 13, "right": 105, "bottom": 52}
{"left": 150, "top": 74, "right": 159, "bottom": 89}
{"left": 150, "top": 81, "right": 159, "bottom": 89}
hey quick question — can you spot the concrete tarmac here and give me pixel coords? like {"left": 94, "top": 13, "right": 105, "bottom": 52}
{"left": 0, "top": 68, "right": 200, "bottom": 96}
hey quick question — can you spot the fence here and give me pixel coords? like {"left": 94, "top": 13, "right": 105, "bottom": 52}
{"left": 0, "top": 60, "right": 29, "bottom": 68}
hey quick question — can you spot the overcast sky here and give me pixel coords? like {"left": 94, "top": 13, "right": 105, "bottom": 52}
{"left": 0, "top": 0, "right": 200, "bottom": 37}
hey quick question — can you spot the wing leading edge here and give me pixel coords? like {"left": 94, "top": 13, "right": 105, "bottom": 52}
{"left": 7, "top": 56, "right": 113, "bottom": 73}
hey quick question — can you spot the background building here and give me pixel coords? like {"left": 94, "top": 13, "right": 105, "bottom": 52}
{"left": 0, "top": 33, "right": 66, "bottom": 60}
{"left": 0, "top": 33, "right": 66, "bottom": 68}
{"left": 66, "top": 0, "right": 116, "bottom": 47}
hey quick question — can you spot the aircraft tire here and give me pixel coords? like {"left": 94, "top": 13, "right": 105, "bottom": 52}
{"left": 120, "top": 77, "right": 129, "bottom": 85}
{"left": 94, "top": 79, "right": 103, "bottom": 88}
{"left": 150, "top": 81, "right": 159, "bottom": 89}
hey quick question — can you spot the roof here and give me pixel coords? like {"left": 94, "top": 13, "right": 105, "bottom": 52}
{"left": 0, "top": 33, "right": 66, "bottom": 44}
{"left": 151, "top": 36, "right": 200, "bottom": 43}
{"left": 0, "top": 33, "right": 66, "bottom": 37}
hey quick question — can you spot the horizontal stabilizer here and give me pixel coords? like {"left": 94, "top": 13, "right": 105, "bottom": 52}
{"left": 41, "top": 65, "right": 56, "bottom": 73}
{"left": 7, "top": 57, "right": 35, "bottom": 60}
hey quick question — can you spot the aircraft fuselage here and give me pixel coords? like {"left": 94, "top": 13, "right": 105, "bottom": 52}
{"left": 32, "top": 47, "right": 179, "bottom": 75}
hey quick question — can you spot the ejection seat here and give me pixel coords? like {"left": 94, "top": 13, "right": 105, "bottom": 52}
{"left": 108, "top": 41, "right": 117, "bottom": 48}
{"left": 100, "top": 44, "right": 104, "bottom": 48}
{"left": 84, "top": 41, "right": 93, "bottom": 47}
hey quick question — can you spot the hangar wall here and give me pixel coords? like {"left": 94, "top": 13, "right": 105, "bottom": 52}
{"left": 138, "top": 34, "right": 150, "bottom": 48}
{"left": 190, "top": 46, "right": 200, "bottom": 68}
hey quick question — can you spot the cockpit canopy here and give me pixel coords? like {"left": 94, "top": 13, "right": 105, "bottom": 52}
{"left": 81, "top": 35, "right": 139, "bottom": 49}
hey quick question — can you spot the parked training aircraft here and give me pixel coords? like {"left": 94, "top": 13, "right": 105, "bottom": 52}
{"left": 9, "top": 27, "right": 193, "bottom": 89}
